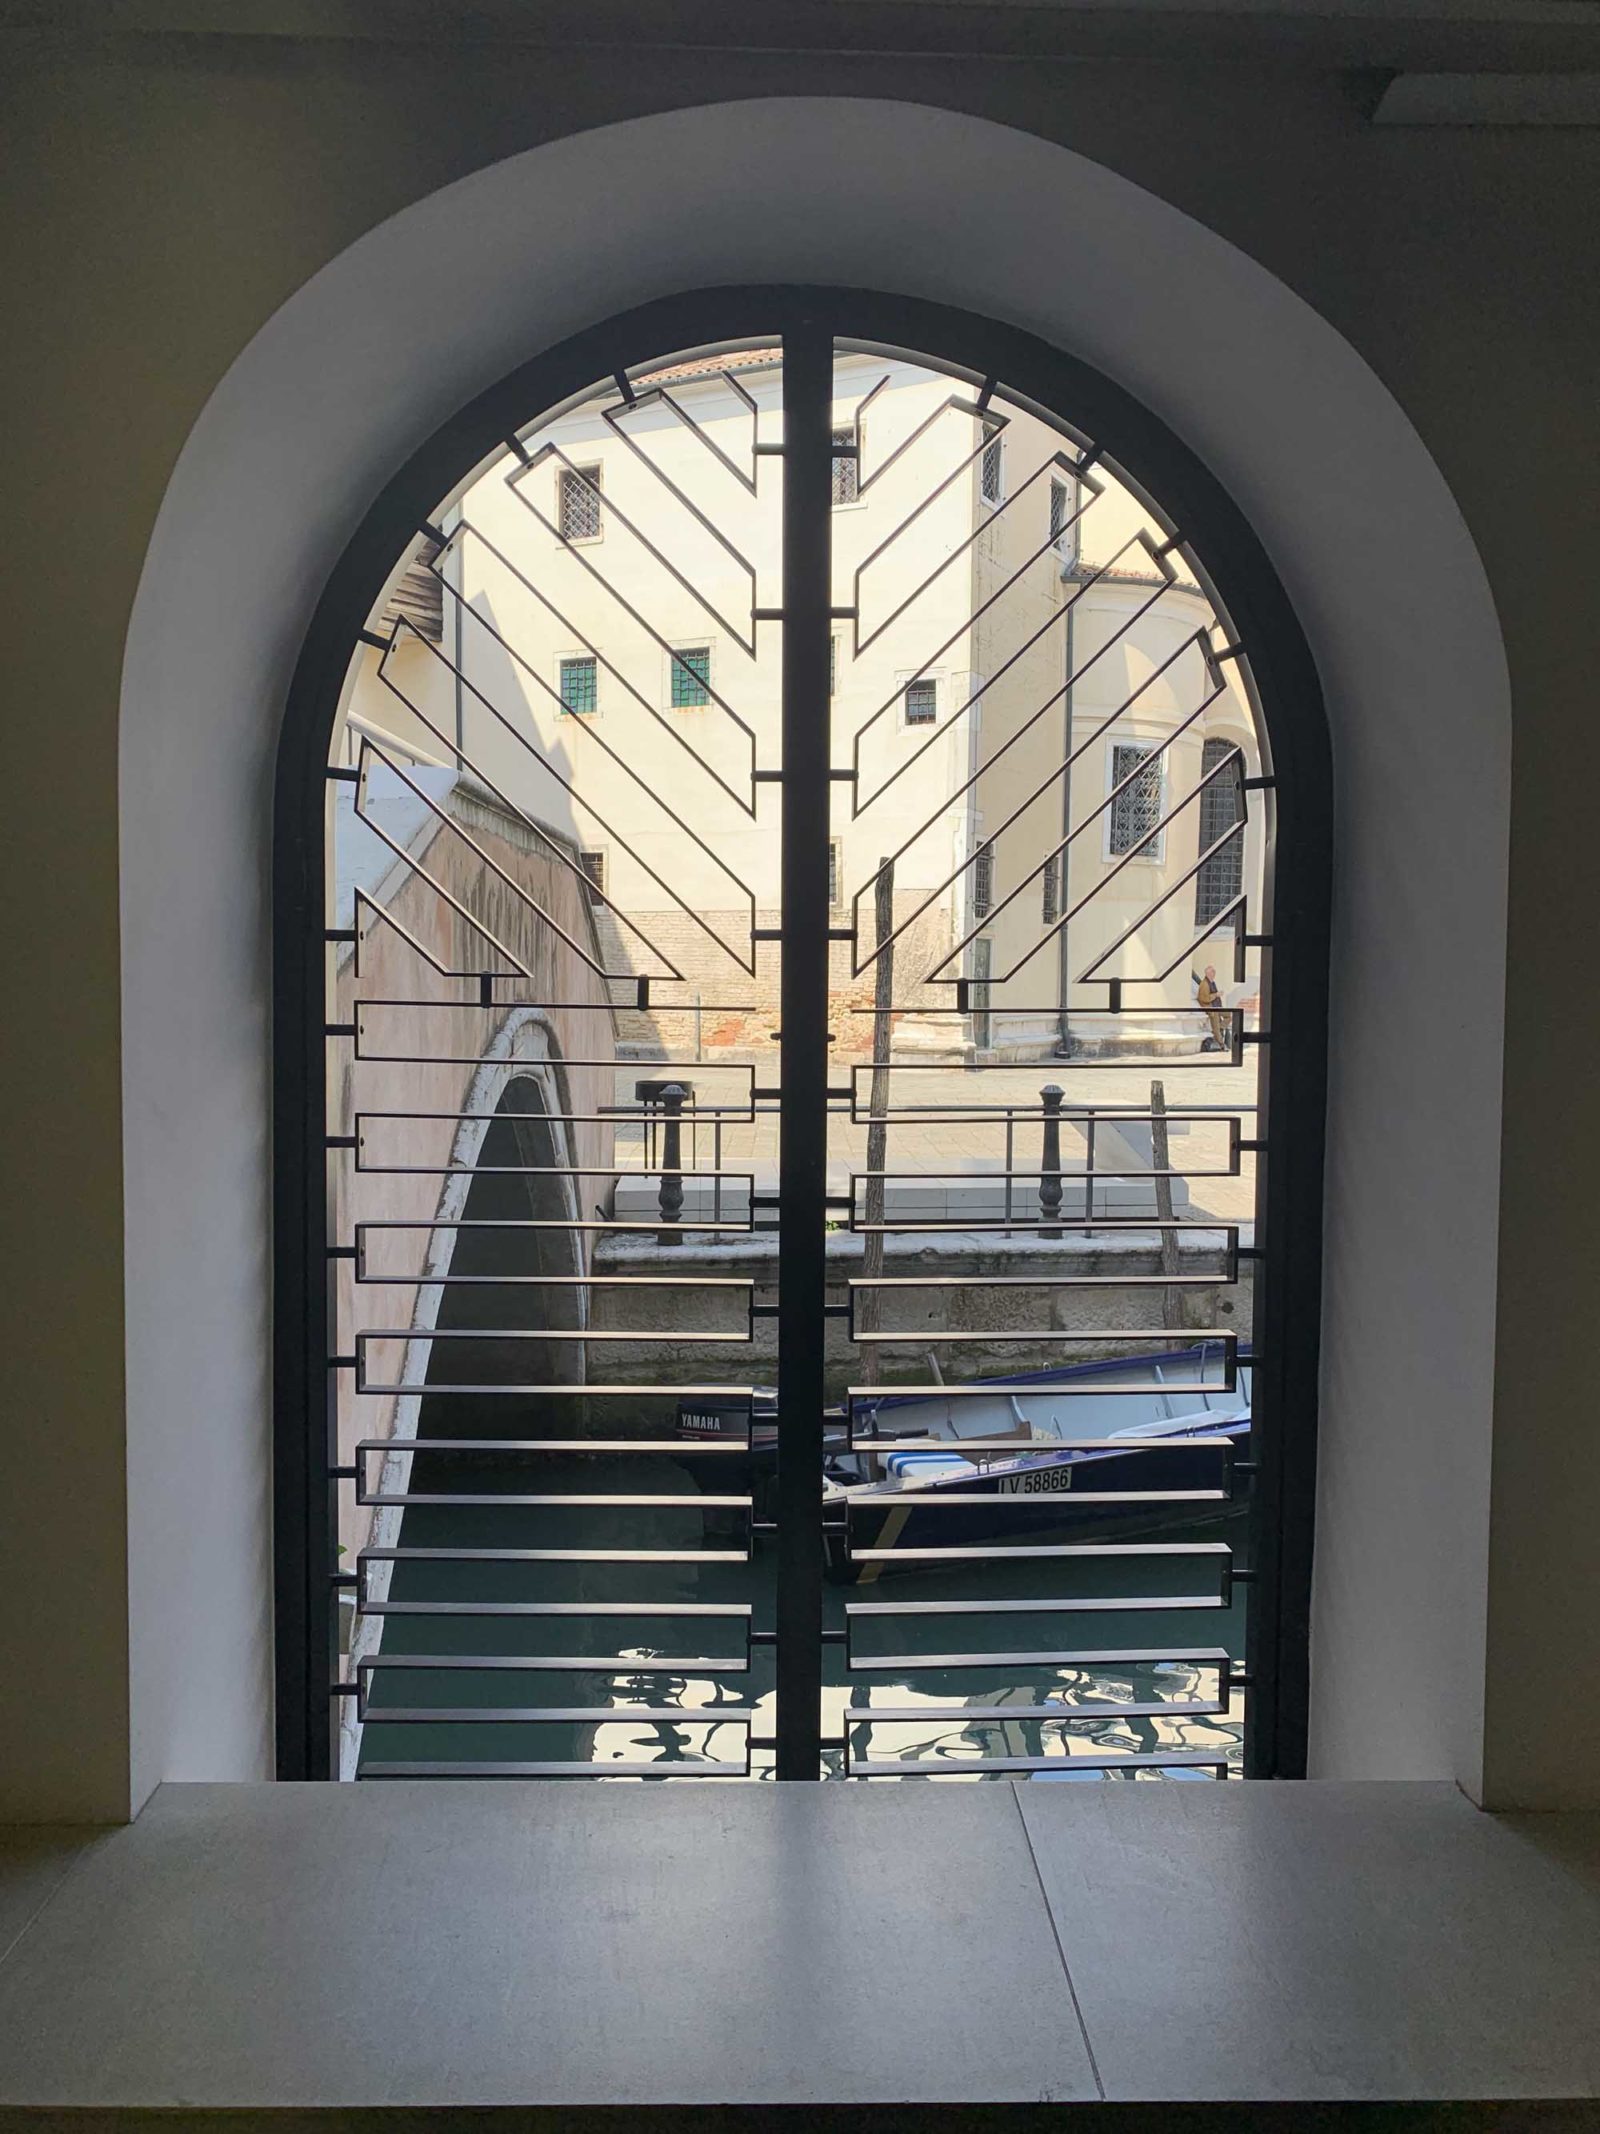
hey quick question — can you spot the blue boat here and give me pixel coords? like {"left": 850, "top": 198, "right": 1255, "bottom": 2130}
{"left": 822, "top": 1346, "right": 1251, "bottom": 1580}
{"left": 676, "top": 1346, "right": 1251, "bottom": 1576}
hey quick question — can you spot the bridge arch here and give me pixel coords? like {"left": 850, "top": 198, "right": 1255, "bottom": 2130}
{"left": 118, "top": 97, "right": 1509, "bottom": 1806}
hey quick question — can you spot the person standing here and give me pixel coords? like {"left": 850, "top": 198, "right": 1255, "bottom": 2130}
{"left": 1194, "top": 964, "right": 1229, "bottom": 1051}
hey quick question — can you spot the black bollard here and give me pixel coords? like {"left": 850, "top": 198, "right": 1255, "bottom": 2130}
{"left": 1039, "top": 1082, "right": 1064, "bottom": 1239}
{"left": 657, "top": 1081, "right": 687, "bottom": 1245}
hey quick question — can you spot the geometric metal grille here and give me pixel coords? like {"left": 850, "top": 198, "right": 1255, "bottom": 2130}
{"left": 282, "top": 293, "right": 1326, "bottom": 1790}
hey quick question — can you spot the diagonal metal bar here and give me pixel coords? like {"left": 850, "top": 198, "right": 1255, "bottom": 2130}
{"left": 508, "top": 442, "right": 761, "bottom": 656}
{"left": 851, "top": 629, "right": 1222, "bottom": 981}
{"left": 349, "top": 886, "right": 527, "bottom": 985}
{"left": 850, "top": 529, "right": 1178, "bottom": 819}
{"left": 372, "top": 625, "right": 756, "bottom": 974}
{"left": 1078, "top": 811, "right": 1249, "bottom": 982}
{"left": 350, "top": 742, "right": 599, "bottom": 978}
{"left": 923, "top": 700, "right": 1238, "bottom": 989}
{"left": 429, "top": 523, "right": 758, "bottom": 816}
{"left": 601, "top": 365, "right": 762, "bottom": 497}
{"left": 980, "top": 747, "right": 1246, "bottom": 989}
{"left": 850, "top": 474, "right": 1127, "bottom": 777}
{"left": 853, "top": 442, "right": 1096, "bottom": 657}
{"left": 357, "top": 708, "right": 687, "bottom": 981}
{"left": 854, "top": 381, "right": 995, "bottom": 502}
{"left": 1128, "top": 891, "right": 1251, "bottom": 986}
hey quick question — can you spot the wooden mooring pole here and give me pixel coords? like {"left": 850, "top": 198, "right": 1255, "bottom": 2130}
{"left": 856, "top": 859, "right": 895, "bottom": 1387}
{"left": 1150, "top": 1077, "right": 1185, "bottom": 1330}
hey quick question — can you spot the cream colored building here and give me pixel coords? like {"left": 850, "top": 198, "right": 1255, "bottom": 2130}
{"left": 342, "top": 349, "right": 1262, "bottom": 1060}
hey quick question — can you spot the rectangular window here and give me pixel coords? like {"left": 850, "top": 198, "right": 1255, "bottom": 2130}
{"left": 904, "top": 678, "right": 937, "bottom": 726}
{"left": 558, "top": 463, "right": 603, "bottom": 542}
{"left": 831, "top": 428, "right": 859, "bottom": 506}
{"left": 1108, "top": 742, "right": 1165, "bottom": 860}
{"left": 558, "top": 655, "right": 598, "bottom": 715}
{"left": 980, "top": 433, "right": 1003, "bottom": 505}
{"left": 578, "top": 850, "right": 606, "bottom": 903}
{"left": 830, "top": 635, "right": 838, "bottom": 696}
{"left": 1042, "top": 853, "right": 1060, "bottom": 925}
{"left": 1195, "top": 737, "right": 1245, "bottom": 928}
{"left": 1049, "top": 476, "right": 1078, "bottom": 564}
{"left": 972, "top": 842, "right": 994, "bottom": 919}
{"left": 828, "top": 839, "right": 842, "bottom": 908}
{"left": 670, "top": 645, "right": 712, "bottom": 708}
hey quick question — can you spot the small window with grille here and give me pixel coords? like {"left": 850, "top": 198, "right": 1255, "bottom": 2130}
{"left": 578, "top": 850, "right": 607, "bottom": 903}
{"left": 558, "top": 655, "right": 598, "bottom": 715}
{"left": 972, "top": 843, "right": 994, "bottom": 919}
{"left": 904, "top": 678, "right": 937, "bottom": 726}
{"left": 1195, "top": 736, "right": 1245, "bottom": 928}
{"left": 1042, "top": 853, "right": 1060, "bottom": 925}
{"left": 670, "top": 645, "right": 712, "bottom": 708}
{"left": 980, "top": 432, "right": 1003, "bottom": 506}
{"left": 831, "top": 428, "right": 859, "bottom": 506}
{"left": 830, "top": 636, "right": 838, "bottom": 695}
{"left": 1050, "top": 476, "right": 1077, "bottom": 565}
{"left": 828, "top": 839, "right": 842, "bottom": 908}
{"left": 1108, "top": 742, "right": 1165, "bottom": 860}
{"left": 558, "top": 463, "right": 603, "bottom": 542}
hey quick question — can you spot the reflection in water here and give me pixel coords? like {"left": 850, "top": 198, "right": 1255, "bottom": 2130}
{"left": 359, "top": 1461, "right": 1242, "bottom": 1779}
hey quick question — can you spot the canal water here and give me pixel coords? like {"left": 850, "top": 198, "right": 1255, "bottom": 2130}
{"left": 357, "top": 1433, "right": 1245, "bottom": 1780}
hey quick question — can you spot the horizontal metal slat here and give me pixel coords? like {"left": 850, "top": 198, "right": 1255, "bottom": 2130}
{"left": 845, "top": 1433, "right": 1238, "bottom": 1452}
{"left": 844, "top": 1696, "right": 1227, "bottom": 1722}
{"left": 359, "top": 1706, "right": 759, "bottom": 1726}
{"left": 354, "top": 1442, "right": 755, "bottom": 1459}
{"left": 842, "top": 1489, "right": 1228, "bottom": 1509}
{"left": 847, "top": 1752, "right": 1230, "bottom": 1776}
{"left": 359, "top": 1760, "right": 749, "bottom": 1779}
{"left": 358, "top": 1494, "right": 751, "bottom": 1510}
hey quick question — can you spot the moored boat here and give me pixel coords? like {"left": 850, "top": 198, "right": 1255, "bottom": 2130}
{"left": 821, "top": 1346, "right": 1251, "bottom": 1580}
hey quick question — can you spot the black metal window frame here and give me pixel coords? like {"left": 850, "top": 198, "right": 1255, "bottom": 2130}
{"left": 274, "top": 286, "right": 1331, "bottom": 1784}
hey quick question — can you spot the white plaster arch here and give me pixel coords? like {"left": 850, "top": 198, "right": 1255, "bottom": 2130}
{"left": 120, "top": 97, "right": 1509, "bottom": 1807}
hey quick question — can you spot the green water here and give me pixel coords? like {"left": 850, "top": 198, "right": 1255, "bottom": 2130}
{"left": 357, "top": 1445, "right": 1245, "bottom": 1781}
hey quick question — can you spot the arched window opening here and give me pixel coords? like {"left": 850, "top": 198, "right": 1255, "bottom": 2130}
{"left": 277, "top": 292, "right": 1328, "bottom": 1786}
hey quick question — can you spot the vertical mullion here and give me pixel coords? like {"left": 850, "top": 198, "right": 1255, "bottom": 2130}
{"left": 775, "top": 318, "right": 833, "bottom": 1780}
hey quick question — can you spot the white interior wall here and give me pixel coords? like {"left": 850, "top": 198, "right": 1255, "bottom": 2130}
{"left": 120, "top": 98, "right": 1509, "bottom": 1807}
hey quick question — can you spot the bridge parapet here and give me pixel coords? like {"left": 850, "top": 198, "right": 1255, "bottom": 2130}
{"left": 329, "top": 760, "right": 618, "bottom": 1586}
